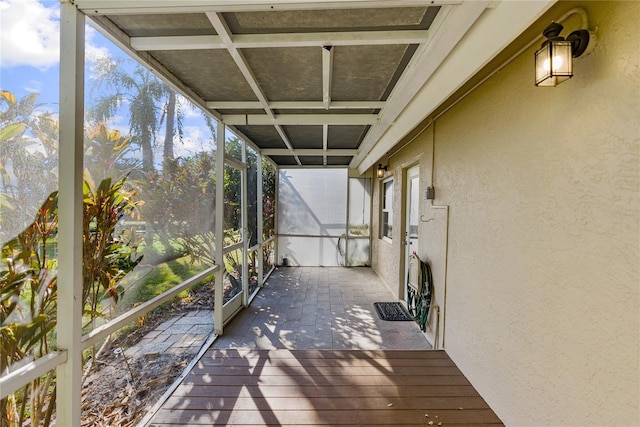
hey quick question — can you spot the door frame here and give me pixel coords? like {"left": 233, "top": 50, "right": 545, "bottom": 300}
{"left": 400, "top": 164, "right": 420, "bottom": 300}
{"left": 221, "top": 158, "right": 247, "bottom": 324}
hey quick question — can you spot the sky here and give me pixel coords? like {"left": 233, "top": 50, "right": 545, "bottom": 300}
{"left": 0, "top": 0, "right": 215, "bottom": 156}
{"left": 0, "top": 0, "right": 108, "bottom": 105}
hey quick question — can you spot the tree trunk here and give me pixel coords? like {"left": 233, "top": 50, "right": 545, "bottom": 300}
{"left": 163, "top": 90, "right": 176, "bottom": 160}
{"left": 141, "top": 134, "right": 154, "bottom": 172}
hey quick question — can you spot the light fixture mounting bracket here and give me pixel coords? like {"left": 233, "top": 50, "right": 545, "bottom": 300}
{"left": 567, "top": 29, "right": 590, "bottom": 57}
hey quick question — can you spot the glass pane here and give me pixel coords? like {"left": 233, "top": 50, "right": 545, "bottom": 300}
{"left": 382, "top": 213, "right": 391, "bottom": 238}
{"left": 225, "top": 129, "right": 243, "bottom": 161}
{"left": 79, "top": 27, "right": 218, "bottom": 425}
{"left": 248, "top": 248, "right": 259, "bottom": 295}
{"left": 348, "top": 177, "right": 371, "bottom": 237}
{"left": 262, "top": 239, "right": 275, "bottom": 281}
{"left": 247, "top": 146, "right": 258, "bottom": 248}
{"left": 409, "top": 177, "right": 419, "bottom": 239}
{"left": 223, "top": 247, "right": 242, "bottom": 304}
{"left": 262, "top": 160, "right": 276, "bottom": 240}
{"left": 1, "top": 4, "right": 60, "bottom": 418}
{"left": 382, "top": 180, "right": 393, "bottom": 239}
{"left": 224, "top": 164, "right": 242, "bottom": 247}
{"left": 383, "top": 180, "right": 393, "bottom": 210}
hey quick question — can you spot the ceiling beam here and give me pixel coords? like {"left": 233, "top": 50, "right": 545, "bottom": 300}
{"left": 131, "top": 35, "right": 225, "bottom": 51}
{"left": 130, "top": 30, "right": 431, "bottom": 51}
{"left": 262, "top": 148, "right": 357, "bottom": 156}
{"left": 206, "top": 101, "right": 385, "bottom": 110}
{"left": 206, "top": 12, "right": 301, "bottom": 165}
{"left": 206, "top": 13, "right": 273, "bottom": 119}
{"left": 322, "top": 46, "right": 334, "bottom": 109}
{"left": 223, "top": 114, "right": 378, "bottom": 126}
{"left": 236, "top": 30, "right": 431, "bottom": 47}
{"left": 77, "top": 0, "right": 462, "bottom": 15}
{"left": 273, "top": 125, "right": 302, "bottom": 165}
{"left": 322, "top": 124, "right": 329, "bottom": 166}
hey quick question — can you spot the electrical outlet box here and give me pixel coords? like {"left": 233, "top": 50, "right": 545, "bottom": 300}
{"left": 425, "top": 186, "right": 435, "bottom": 200}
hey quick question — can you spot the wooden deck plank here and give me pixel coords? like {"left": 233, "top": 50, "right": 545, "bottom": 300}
{"left": 148, "top": 347, "right": 503, "bottom": 425}
{"left": 198, "top": 356, "right": 456, "bottom": 368}
{"left": 171, "top": 384, "right": 481, "bottom": 398}
{"left": 162, "top": 396, "right": 491, "bottom": 411}
{"left": 198, "top": 350, "right": 453, "bottom": 362}
{"left": 182, "top": 374, "right": 474, "bottom": 387}
{"left": 149, "top": 408, "right": 502, "bottom": 425}
{"left": 151, "top": 422, "right": 504, "bottom": 427}
{"left": 191, "top": 365, "right": 463, "bottom": 376}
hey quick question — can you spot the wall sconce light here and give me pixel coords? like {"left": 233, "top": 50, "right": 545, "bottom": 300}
{"left": 535, "top": 22, "right": 590, "bottom": 87}
{"left": 377, "top": 163, "right": 387, "bottom": 178}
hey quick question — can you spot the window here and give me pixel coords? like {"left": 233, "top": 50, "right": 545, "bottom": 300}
{"left": 381, "top": 178, "right": 393, "bottom": 240}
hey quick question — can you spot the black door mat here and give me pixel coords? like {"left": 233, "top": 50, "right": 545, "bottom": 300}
{"left": 373, "top": 302, "right": 413, "bottom": 321}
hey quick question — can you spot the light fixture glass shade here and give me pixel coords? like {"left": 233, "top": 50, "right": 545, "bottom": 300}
{"left": 377, "top": 165, "right": 385, "bottom": 178}
{"left": 535, "top": 40, "right": 573, "bottom": 86}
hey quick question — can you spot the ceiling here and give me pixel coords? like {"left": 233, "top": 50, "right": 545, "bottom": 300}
{"left": 74, "top": 0, "right": 556, "bottom": 172}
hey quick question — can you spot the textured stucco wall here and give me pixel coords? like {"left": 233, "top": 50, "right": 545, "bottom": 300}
{"left": 372, "top": 1, "right": 639, "bottom": 425}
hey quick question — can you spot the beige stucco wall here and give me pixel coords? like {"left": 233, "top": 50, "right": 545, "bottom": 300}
{"left": 371, "top": 2, "right": 639, "bottom": 425}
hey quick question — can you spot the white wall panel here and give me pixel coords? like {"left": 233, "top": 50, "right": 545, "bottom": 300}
{"left": 277, "top": 236, "right": 342, "bottom": 267}
{"left": 278, "top": 169, "right": 348, "bottom": 265}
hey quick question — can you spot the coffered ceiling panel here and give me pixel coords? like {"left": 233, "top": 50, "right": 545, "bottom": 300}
{"left": 150, "top": 49, "right": 257, "bottom": 102}
{"left": 79, "top": 0, "right": 549, "bottom": 170}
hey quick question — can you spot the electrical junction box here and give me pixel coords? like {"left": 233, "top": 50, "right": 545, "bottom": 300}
{"left": 424, "top": 186, "right": 435, "bottom": 200}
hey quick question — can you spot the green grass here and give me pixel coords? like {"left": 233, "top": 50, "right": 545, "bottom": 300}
{"left": 137, "top": 234, "right": 188, "bottom": 264}
{"left": 115, "top": 255, "right": 214, "bottom": 314}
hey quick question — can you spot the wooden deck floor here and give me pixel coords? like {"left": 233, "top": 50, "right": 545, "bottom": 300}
{"left": 148, "top": 349, "right": 503, "bottom": 426}
{"left": 146, "top": 268, "right": 502, "bottom": 426}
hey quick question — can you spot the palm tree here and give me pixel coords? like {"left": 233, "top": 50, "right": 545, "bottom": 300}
{"left": 162, "top": 88, "right": 177, "bottom": 160}
{"left": 88, "top": 57, "right": 168, "bottom": 172}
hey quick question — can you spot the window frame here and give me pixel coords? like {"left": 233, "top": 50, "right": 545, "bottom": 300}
{"left": 380, "top": 177, "right": 394, "bottom": 242}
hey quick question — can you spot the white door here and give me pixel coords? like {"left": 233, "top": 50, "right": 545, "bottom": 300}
{"left": 403, "top": 165, "right": 420, "bottom": 298}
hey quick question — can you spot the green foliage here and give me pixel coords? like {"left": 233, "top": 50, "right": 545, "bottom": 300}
{"left": 262, "top": 159, "right": 277, "bottom": 239}
{"left": 0, "top": 172, "right": 142, "bottom": 426}
{"left": 1, "top": 192, "right": 58, "bottom": 426}
{"left": 0, "top": 58, "right": 271, "bottom": 419}
{"left": 142, "top": 152, "right": 216, "bottom": 264}
{"left": 0, "top": 122, "right": 26, "bottom": 141}
{"left": 82, "top": 172, "right": 143, "bottom": 320}
{"left": 84, "top": 122, "right": 139, "bottom": 181}
{"left": 0, "top": 91, "right": 58, "bottom": 244}
{"left": 115, "top": 256, "right": 210, "bottom": 314}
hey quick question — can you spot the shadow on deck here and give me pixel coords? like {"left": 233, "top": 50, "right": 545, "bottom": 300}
{"left": 146, "top": 267, "right": 503, "bottom": 426}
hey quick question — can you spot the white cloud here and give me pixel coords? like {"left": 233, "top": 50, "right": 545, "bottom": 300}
{"left": 85, "top": 27, "right": 111, "bottom": 64}
{"left": 0, "top": 0, "right": 110, "bottom": 70}
{"left": 180, "top": 98, "right": 202, "bottom": 119}
{"left": 0, "top": 0, "right": 60, "bottom": 69}
{"left": 174, "top": 125, "right": 213, "bottom": 157}
{"left": 105, "top": 114, "right": 129, "bottom": 132}
{"left": 24, "top": 79, "right": 43, "bottom": 94}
